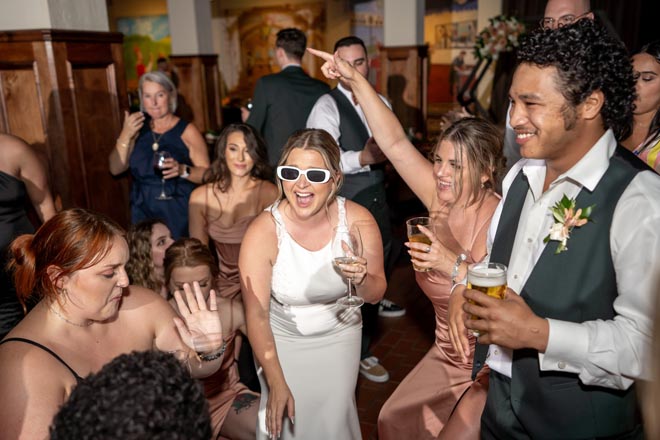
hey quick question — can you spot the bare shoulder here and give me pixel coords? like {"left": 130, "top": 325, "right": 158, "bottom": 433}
{"left": 0, "top": 336, "right": 75, "bottom": 399}
{"left": 344, "top": 198, "right": 377, "bottom": 225}
{"left": 259, "top": 180, "right": 278, "bottom": 207}
{"left": 181, "top": 121, "right": 204, "bottom": 142}
{"left": 480, "top": 191, "right": 502, "bottom": 217}
{"left": 120, "top": 285, "right": 175, "bottom": 317}
{"left": 244, "top": 209, "right": 277, "bottom": 240}
{"left": 0, "top": 134, "right": 34, "bottom": 171}
{"left": 190, "top": 182, "right": 213, "bottom": 202}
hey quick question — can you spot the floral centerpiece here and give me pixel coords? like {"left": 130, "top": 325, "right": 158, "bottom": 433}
{"left": 474, "top": 15, "right": 525, "bottom": 60}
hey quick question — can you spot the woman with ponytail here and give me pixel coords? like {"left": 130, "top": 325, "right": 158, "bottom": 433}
{"left": 0, "top": 208, "right": 223, "bottom": 439}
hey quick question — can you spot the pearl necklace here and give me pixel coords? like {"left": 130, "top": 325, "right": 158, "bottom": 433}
{"left": 50, "top": 306, "right": 93, "bottom": 327}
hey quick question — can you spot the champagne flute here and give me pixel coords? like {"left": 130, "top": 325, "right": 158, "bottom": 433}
{"left": 332, "top": 224, "right": 364, "bottom": 308}
{"left": 152, "top": 150, "right": 173, "bottom": 200}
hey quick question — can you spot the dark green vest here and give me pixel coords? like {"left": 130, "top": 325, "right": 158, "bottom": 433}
{"left": 478, "top": 147, "right": 646, "bottom": 438}
{"left": 328, "top": 88, "right": 384, "bottom": 199}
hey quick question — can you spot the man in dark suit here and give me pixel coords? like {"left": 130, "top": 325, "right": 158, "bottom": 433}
{"left": 244, "top": 28, "right": 330, "bottom": 166}
{"left": 451, "top": 20, "right": 658, "bottom": 439}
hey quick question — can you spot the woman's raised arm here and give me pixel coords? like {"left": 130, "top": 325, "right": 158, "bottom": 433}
{"left": 307, "top": 48, "right": 436, "bottom": 209}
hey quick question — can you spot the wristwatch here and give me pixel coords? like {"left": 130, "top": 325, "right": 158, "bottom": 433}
{"left": 180, "top": 165, "right": 190, "bottom": 179}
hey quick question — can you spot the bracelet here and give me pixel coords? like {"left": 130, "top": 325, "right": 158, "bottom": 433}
{"left": 180, "top": 164, "right": 190, "bottom": 179}
{"left": 451, "top": 253, "right": 467, "bottom": 285}
{"left": 117, "top": 139, "right": 129, "bottom": 148}
{"left": 197, "top": 341, "right": 226, "bottom": 362}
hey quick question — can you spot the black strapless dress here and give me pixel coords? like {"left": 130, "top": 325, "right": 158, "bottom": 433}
{"left": 0, "top": 171, "right": 35, "bottom": 338}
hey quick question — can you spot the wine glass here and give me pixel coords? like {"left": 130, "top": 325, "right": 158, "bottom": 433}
{"left": 332, "top": 224, "right": 364, "bottom": 308}
{"left": 152, "top": 151, "right": 172, "bottom": 200}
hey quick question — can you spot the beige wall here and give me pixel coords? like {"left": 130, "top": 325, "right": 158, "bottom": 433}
{"left": 0, "top": 0, "right": 108, "bottom": 31}
{"left": 107, "top": 0, "right": 167, "bottom": 31}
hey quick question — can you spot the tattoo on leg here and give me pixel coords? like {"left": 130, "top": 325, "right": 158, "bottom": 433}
{"left": 232, "top": 393, "right": 258, "bottom": 414}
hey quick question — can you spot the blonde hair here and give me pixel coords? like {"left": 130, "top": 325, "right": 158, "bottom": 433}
{"left": 435, "top": 117, "right": 505, "bottom": 207}
{"left": 275, "top": 129, "right": 343, "bottom": 207}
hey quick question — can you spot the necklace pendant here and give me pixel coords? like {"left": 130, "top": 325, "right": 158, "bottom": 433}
{"left": 152, "top": 142, "right": 159, "bottom": 151}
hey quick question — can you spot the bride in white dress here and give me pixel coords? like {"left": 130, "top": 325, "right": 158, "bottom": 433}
{"left": 240, "top": 129, "right": 386, "bottom": 439}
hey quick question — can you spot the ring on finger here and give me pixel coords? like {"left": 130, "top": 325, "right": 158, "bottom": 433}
{"left": 425, "top": 246, "right": 431, "bottom": 253}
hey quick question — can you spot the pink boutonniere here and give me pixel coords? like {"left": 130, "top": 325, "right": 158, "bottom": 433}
{"left": 543, "top": 195, "right": 595, "bottom": 254}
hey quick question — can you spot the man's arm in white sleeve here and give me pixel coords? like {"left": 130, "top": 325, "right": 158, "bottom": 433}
{"left": 539, "top": 171, "right": 660, "bottom": 389}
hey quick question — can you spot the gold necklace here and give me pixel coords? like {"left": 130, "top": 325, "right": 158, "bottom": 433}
{"left": 50, "top": 306, "right": 92, "bottom": 327}
{"left": 151, "top": 127, "right": 165, "bottom": 151}
{"left": 151, "top": 117, "right": 172, "bottom": 151}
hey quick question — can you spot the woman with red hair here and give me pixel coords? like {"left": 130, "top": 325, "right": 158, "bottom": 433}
{"left": 0, "top": 208, "right": 223, "bottom": 439}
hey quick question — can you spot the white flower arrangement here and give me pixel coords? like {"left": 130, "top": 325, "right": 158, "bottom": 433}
{"left": 474, "top": 15, "right": 525, "bottom": 60}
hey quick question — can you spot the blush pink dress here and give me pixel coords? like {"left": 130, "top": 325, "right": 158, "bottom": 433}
{"left": 204, "top": 330, "right": 254, "bottom": 438}
{"left": 378, "top": 193, "right": 499, "bottom": 440}
{"left": 208, "top": 214, "right": 256, "bottom": 300}
{"left": 205, "top": 181, "right": 266, "bottom": 300}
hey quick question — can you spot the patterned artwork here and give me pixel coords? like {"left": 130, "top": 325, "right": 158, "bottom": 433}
{"left": 216, "top": 3, "right": 325, "bottom": 99}
{"left": 117, "top": 15, "right": 172, "bottom": 89}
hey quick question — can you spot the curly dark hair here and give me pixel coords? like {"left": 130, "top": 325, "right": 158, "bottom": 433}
{"left": 125, "top": 218, "right": 166, "bottom": 292}
{"left": 49, "top": 350, "right": 211, "bottom": 440}
{"left": 204, "top": 123, "right": 272, "bottom": 193}
{"left": 517, "top": 19, "right": 635, "bottom": 141}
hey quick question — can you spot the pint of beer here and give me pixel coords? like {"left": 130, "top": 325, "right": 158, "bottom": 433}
{"left": 467, "top": 262, "right": 507, "bottom": 336}
{"left": 406, "top": 216, "right": 433, "bottom": 272}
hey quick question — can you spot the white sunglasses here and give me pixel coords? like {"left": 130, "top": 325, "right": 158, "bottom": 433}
{"left": 277, "top": 166, "right": 332, "bottom": 184}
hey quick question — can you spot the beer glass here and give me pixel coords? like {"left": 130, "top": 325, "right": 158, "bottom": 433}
{"left": 467, "top": 262, "right": 507, "bottom": 336}
{"left": 406, "top": 216, "right": 433, "bottom": 272}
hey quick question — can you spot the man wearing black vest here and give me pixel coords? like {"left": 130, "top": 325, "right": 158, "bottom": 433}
{"left": 307, "top": 35, "right": 405, "bottom": 383}
{"left": 450, "top": 20, "right": 660, "bottom": 438}
{"left": 243, "top": 28, "right": 330, "bottom": 166}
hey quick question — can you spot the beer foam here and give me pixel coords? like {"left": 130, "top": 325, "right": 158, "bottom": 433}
{"left": 468, "top": 267, "right": 506, "bottom": 287}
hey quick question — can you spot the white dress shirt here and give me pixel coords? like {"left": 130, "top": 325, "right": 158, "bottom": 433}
{"left": 306, "top": 82, "right": 391, "bottom": 174}
{"left": 485, "top": 129, "right": 660, "bottom": 390}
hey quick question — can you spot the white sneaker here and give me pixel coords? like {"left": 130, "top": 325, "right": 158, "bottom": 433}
{"left": 378, "top": 299, "right": 406, "bottom": 318}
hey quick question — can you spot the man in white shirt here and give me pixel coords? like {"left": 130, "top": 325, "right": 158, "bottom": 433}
{"left": 307, "top": 36, "right": 405, "bottom": 383}
{"left": 452, "top": 19, "right": 658, "bottom": 438}
{"left": 502, "top": 0, "right": 594, "bottom": 174}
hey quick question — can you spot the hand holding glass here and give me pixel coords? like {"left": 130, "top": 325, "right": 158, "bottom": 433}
{"left": 152, "top": 150, "right": 172, "bottom": 200}
{"left": 332, "top": 225, "right": 364, "bottom": 308}
{"left": 406, "top": 216, "right": 433, "bottom": 272}
{"left": 467, "top": 262, "right": 507, "bottom": 336}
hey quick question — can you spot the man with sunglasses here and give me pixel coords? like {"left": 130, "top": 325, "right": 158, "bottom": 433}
{"left": 307, "top": 35, "right": 405, "bottom": 384}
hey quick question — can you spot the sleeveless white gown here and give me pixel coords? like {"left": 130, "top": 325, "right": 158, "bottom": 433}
{"left": 256, "top": 197, "right": 362, "bottom": 439}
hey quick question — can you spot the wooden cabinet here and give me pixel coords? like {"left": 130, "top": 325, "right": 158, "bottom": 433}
{"left": 378, "top": 45, "right": 429, "bottom": 137}
{"left": 170, "top": 54, "right": 221, "bottom": 134}
{"left": 0, "top": 29, "right": 131, "bottom": 227}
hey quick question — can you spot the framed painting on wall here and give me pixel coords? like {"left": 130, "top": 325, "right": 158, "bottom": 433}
{"left": 216, "top": 3, "right": 325, "bottom": 100}
{"left": 450, "top": 20, "right": 477, "bottom": 48}
{"left": 117, "top": 15, "right": 172, "bottom": 90}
